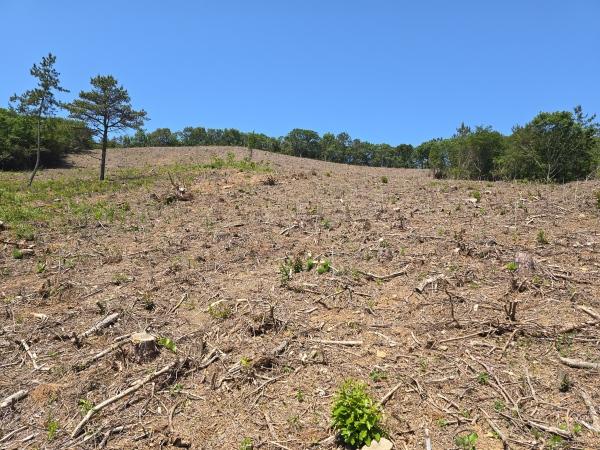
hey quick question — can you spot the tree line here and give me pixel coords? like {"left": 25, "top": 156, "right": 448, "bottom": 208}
{"left": 3, "top": 53, "right": 600, "bottom": 183}
{"left": 114, "top": 108, "right": 600, "bottom": 182}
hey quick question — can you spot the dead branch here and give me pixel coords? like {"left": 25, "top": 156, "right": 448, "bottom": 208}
{"left": 579, "top": 389, "right": 600, "bottom": 432}
{"left": 577, "top": 305, "right": 600, "bottom": 320}
{"left": 78, "top": 312, "right": 120, "bottom": 341}
{"left": 0, "top": 390, "right": 28, "bottom": 409}
{"left": 527, "top": 419, "right": 572, "bottom": 439}
{"left": 558, "top": 356, "right": 600, "bottom": 370}
{"left": 357, "top": 264, "right": 410, "bottom": 281}
{"left": 71, "top": 358, "right": 188, "bottom": 437}
{"left": 380, "top": 381, "right": 403, "bottom": 406}
{"left": 415, "top": 274, "right": 446, "bottom": 293}
{"left": 424, "top": 428, "right": 432, "bottom": 450}
{"left": 310, "top": 339, "right": 363, "bottom": 346}
{"left": 21, "top": 340, "right": 44, "bottom": 371}
{"left": 74, "top": 337, "right": 131, "bottom": 371}
{"left": 480, "top": 408, "right": 511, "bottom": 449}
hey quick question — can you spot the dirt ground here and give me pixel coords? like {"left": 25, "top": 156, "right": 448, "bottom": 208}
{"left": 1, "top": 146, "right": 600, "bottom": 450}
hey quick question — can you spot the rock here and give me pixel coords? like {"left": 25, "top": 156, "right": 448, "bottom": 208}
{"left": 362, "top": 437, "right": 393, "bottom": 450}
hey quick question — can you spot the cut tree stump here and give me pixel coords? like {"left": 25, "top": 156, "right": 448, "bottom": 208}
{"left": 131, "top": 332, "right": 159, "bottom": 363}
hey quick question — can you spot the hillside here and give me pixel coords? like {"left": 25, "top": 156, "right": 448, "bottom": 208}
{"left": 1, "top": 146, "right": 600, "bottom": 449}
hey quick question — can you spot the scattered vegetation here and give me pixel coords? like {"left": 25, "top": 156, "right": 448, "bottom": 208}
{"left": 331, "top": 380, "right": 384, "bottom": 448}
{"left": 157, "top": 337, "right": 176, "bottom": 353}
{"left": 454, "top": 432, "right": 478, "bottom": 450}
{"left": 317, "top": 259, "right": 331, "bottom": 274}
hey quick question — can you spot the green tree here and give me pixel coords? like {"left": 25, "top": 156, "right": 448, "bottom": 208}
{"left": 499, "top": 108, "right": 598, "bottom": 182}
{"left": 146, "top": 127, "right": 179, "bottom": 146}
{"left": 284, "top": 128, "right": 321, "bottom": 158}
{"left": 65, "top": 75, "right": 147, "bottom": 180}
{"left": 9, "top": 53, "right": 68, "bottom": 185}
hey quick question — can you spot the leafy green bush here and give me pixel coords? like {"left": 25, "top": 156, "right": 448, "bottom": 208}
{"left": 317, "top": 259, "right": 331, "bottom": 274}
{"left": 331, "top": 380, "right": 384, "bottom": 448}
{"left": 455, "top": 432, "right": 478, "bottom": 450}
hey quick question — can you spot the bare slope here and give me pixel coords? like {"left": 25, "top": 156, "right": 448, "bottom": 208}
{"left": 1, "top": 146, "right": 600, "bottom": 449}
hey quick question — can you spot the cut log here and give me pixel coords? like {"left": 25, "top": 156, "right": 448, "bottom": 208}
{"left": 131, "top": 332, "right": 159, "bottom": 363}
{"left": 0, "top": 390, "right": 28, "bottom": 409}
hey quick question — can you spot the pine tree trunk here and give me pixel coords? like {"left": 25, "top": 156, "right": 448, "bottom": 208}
{"left": 28, "top": 117, "right": 42, "bottom": 187}
{"left": 100, "top": 127, "right": 108, "bottom": 181}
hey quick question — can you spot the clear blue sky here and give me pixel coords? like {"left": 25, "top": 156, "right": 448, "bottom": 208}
{"left": 2, "top": 0, "right": 599, "bottom": 145}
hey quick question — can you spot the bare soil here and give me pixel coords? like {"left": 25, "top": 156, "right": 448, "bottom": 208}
{"left": 1, "top": 146, "right": 600, "bottom": 449}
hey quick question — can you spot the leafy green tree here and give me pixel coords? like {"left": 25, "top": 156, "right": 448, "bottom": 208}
{"left": 146, "top": 127, "right": 179, "bottom": 146}
{"left": 499, "top": 108, "right": 598, "bottom": 182}
{"left": 9, "top": 53, "right": 68, "bottom": 185}
{"left": 65, "top": 75, "right": 147, "bottom": 180}
{"left": 448, "top": 125, "right": 505, "bottom": 179}
{"left": 284, "top": 128, "right": 321, "bottom": 158}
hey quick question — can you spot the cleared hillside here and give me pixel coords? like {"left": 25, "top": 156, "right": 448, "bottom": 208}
{"left": 1, "top": 146, "right": 599, "bottom": 449}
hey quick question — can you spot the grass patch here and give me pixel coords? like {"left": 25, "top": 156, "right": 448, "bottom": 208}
{"left": 0, "top": 155, "right": 270, "bottom": 237}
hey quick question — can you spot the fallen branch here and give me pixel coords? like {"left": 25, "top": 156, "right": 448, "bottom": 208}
{"left": 77, "top": 312, "right": 120, "bottom": 342}
{"left": 380, "top": 381, "right": 403, "bottom": 406}
{"left": 527, "top": 419, "right": 572, "bottom": 439}
{"left": 71, "top": 358, "right": 187, "bottom": 437}
{"left": 74, "top": 337, "right": 131, "bottom": 372}
{"left": 424, "top": 428, "right": 432, "bottom": 450}
{"left": 480, "top": 408, "right": 511, "bottom": 449}
{"left": 415, "top": 274, "right": 446, "bottom": 293}
{"left": 558, "top": 355, "right": 600, "bottom": 370}
{"left": 579, "top": 389, "right": 600, "bottom": 432}
{"left": 310, "top": 339, "right": 363, "bottom": 346}
{"left": 280, "top": 223, "right": 298, "bottom": 235}
{"left": 0, "top": 426, "right": 28, "bottom": 443}
{"left": 21, "top": 340, "right": 44, "bottom": 371}
{"left": 0, "top": 390, "right": 28, "bottom": 409}
{"left": 577, "top": 305, "right": 600, "bottom": 320}
{"left": 357, "top": 264, "right": 410, "bottom": 281}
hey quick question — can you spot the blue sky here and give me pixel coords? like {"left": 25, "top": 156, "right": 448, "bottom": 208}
{"left": 1, "top": 0, "right": 599, "bottom": 145}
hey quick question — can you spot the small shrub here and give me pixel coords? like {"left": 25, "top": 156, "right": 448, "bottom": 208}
{"left": 380, "top": 176, "right": 388, "bottom": 184}
{"left": 35, "top": 260, "right": 46, "bottom": 273}
{"left": 331, "top": 380, "right": 384, "bottom": 448}
{"left": 208, "top": 302, "right": 231, "bottom": 320}
{"left": 305, "top": 257, "right": 315, "bottom": 271}
{"left": 46, "top": 417, "right": 60, "bottom": 441}
{"left": 292, "top": 256, "right": 303, "bottom": 273}
{"left": 279, "top": 262, "right": 292, "bottom": 283}
{"left": 12, "top": 248, "right": 23, "bottom": 259}
{"left": 157, "top": 337, "right": 177, "bottom": 352}
{"left": 317, "top": 259, "right": 331, "bottom": 274}
{"left": 239, "top": 437, "right": 253, "bottom": 450}
{"left": 536, "top": 229, "right": 549, "bottom": 245}
{"left": 477, "top": 372, "right": 489, "bottom": 385}
{"left": 505, "top": 261, "right": 518, "bottom": 272}
{"left": 78, "top": 398, "right": 94, "bottom": 414}
{"left": 369, "top": 369, "right": 387, "bottom": 382}
{"left": 455, "top": 432, "right": 478, "bottom": 450}
{"left": 321, "top": 218, "right": 332, "bottom": 230}
{"left": 470, "top": 190, "right": 481, "bottom": 203}
{"left": 595, "top": 191, "right": 600, "bottom": 209}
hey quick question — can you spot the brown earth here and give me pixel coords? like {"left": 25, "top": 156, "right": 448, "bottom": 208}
{"left": 1, "top": 146, "right": 600, "bottom": 450}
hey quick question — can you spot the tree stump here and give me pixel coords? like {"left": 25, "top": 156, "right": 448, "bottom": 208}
{"left": 131, "top": 332, "right": 158, "bottom": 363}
